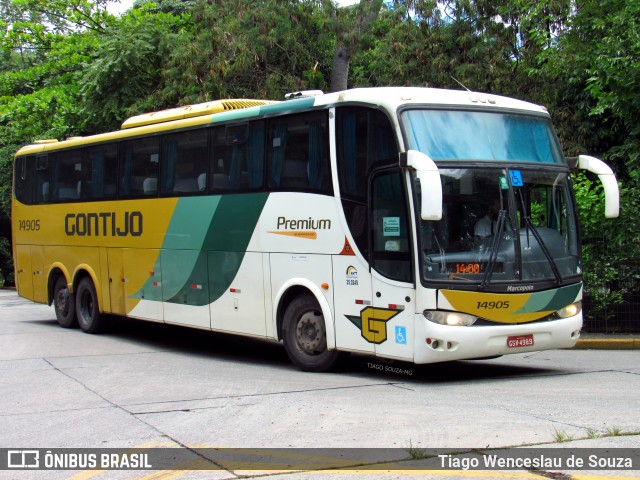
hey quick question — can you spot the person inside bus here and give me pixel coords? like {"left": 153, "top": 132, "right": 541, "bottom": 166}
{"left": 474, "top": 198, "right": 502, "bottom": 241}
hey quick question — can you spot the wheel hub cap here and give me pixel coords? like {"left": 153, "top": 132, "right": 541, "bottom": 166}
{"left": 296, "top": 312, "right": 324, "bottom": 354}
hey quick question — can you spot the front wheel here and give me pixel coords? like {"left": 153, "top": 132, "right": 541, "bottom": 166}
{"left": 75, "top": 277, "right": 107, "bottom": 334}
{"left": 53, "top": 276, "right": 77, "bottom": 328}
{"left": 282, "top": 294, "right": 347, "bottom": 372}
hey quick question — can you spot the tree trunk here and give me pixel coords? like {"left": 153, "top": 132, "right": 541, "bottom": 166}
{"left": 330, "top": 43, "right": 351, "bottom": 92}
{"left": 327, "top": 0, "right": 383, "bottom": 93}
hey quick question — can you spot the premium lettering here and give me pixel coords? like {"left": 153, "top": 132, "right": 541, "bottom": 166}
{"left": 65, "top": 211, "right": 143, "bottom": 237}
{"left": 276, "top": 216, "right": 331, "bottom": 230}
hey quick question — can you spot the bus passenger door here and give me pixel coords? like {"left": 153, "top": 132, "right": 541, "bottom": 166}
{"left": 369, "top": 169, "right": 415, "bottom": 361}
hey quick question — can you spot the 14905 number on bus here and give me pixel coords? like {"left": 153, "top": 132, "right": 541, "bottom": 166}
{"left": 18, "top": 219, "right": 40, "bottom": 231}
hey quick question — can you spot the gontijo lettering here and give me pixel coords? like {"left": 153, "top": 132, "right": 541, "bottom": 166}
{"left": 65, "top": 211, "right": 143, "bottom": 237}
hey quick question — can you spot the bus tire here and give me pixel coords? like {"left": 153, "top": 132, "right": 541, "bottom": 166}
{"left": 53, "top": 276, "right": 77, "bottom": 328}
{"left": 75, "top": 277, "right": 107, "bottom": 334}
{"left": 282, "top": 294, "right": 346, "bottom": 372}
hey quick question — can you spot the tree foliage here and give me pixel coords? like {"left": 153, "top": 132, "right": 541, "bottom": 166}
{"left": 79, "top": 5, "right": 188, "bottom": 131}
{"left": 161, "top": 0, "right": 333, "bottom": 103}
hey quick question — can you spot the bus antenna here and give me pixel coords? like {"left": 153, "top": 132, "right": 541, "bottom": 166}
{"left": 451, "top": 76, "right": 471, "bottom": 92}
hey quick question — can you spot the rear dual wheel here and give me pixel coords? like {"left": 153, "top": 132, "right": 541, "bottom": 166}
{"left": 75, "top": 277, "right": 108, "bottom": 334}
{"left": 53, "top": 276, "right": 77, "bottom": 328}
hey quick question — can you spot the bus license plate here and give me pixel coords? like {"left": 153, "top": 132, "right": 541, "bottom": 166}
{"left": 507, "top": 334, "right": 534, "bottom": 348}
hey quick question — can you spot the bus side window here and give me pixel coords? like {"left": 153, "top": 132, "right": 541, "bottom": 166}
{"left": 370, "top": 170, "right": 412, "bottom": 283}
{"left": 47, "top": 150, "right": 83, "bottom": 202}
{"left": 209, "top": 121, "right": 264, "bottom": 192}
{"left": 120, "top": 137, "right": 160, "bottom": 197}
{"left": 161, "top": 129, "right": 208, "bottom": 195}
{"left": 336, "top": 107, "right": 399, "bottom": 258}
{"left": 267, "top": 111, "right": 331, "bottom": 194}
{"left": 337, "top": 107, "right": 398, "bottom": 202}
{"left": 35, "top": 154, "right": 50, "bottom": 203}
{"left": 85, "top": 144, "right": 118, "bottom": 200}
{"left": 14, "top": 156, "right": 35, "bottom": 205}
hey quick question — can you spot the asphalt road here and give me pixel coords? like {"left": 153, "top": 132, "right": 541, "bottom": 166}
{"left": 0, "top": 288, "right": 638, "bottom": 480}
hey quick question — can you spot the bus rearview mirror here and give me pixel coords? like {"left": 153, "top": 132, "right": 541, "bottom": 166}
{"left": 401, "top": 150, "right": 443, "bottom": 221}
{"left": 577, "top": 155, "right": 620, "bottom": 218}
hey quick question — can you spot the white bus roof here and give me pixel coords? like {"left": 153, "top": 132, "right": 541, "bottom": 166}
{"left": 314, "top": 87, "right": 548, "bottom": 115}
{"left": 16, "top": 87, "right": 548, "bottom": 156}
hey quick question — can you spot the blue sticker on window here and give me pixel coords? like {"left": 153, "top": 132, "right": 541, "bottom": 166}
{"left": 509, "top": 170, "right": 524, "bottom": 187}
{"left": 395, "top": 326, "right": 407, "bottom": 345}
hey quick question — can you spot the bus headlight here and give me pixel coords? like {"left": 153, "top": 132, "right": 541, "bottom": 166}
{"left": 424, "top": 310, "right": 477, "bottom": 326}
{"left": 555, "top": 301, "right": 582, "bottom": 318}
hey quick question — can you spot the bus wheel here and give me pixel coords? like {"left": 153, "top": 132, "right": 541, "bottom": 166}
{"left": 53, "top": 276, "right": 77, "bottom": 328}
{"left": 75, "top": 277, "right": 107, "bottom": 334}
{"left": 282, "top": 294, "right": 346, "bottom": 372}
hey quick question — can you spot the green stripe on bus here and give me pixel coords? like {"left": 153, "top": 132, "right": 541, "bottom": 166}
{"left": 131, "top": 193, "right": 269, "bottom": 306}
{"left": 540, "top": 283, "right": 582, "bottom": 311}
{"left": 516, "top": 283, "right": 581, "bottom": 314}
{"left": 201, "top": 193, "right": 268, "bottom": 251}
{"left": 167, "top": 193, "right": 269, "bottom": 305}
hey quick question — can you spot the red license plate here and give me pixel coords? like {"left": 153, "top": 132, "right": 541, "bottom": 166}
{"left": 507, "top": 334, "right": 534, "bottom": 348}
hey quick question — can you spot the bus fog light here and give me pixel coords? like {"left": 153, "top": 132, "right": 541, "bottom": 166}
{"left": 556, "top": 301, "right": 582, "bottom": 318}
{"left": 424, "top": 310, "right": 477, "bottom": 326}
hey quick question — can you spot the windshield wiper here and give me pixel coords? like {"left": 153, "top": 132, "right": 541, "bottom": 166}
{"left": 517, "top": 190, "right": 562, "bottom": 285}
{"left": 479, "top": 209, "right": 506, "bottom": 290}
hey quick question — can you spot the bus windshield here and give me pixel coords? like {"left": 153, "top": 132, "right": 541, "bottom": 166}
{"left": 402, "top": 109, "right": 564, "bottom": 164}
{"left": 418, "top": 167, "right": 581, "bottom": 287}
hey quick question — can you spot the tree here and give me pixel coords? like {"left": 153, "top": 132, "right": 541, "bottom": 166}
{"left": 0, "top": 0, "right": 114, "bottom": 285}
{"left": 323, "top": 0, "right": 384, "bottom": 92}
{"left": 534, "top": 0, "right": 640, "bottom": 328}
{"left": 78, "top": 5, "right": 188, "bottom": 131}
{"left": 351, "top": 0, "right": 525, "bottom": 94}
{"left": 160, "top": 0, "right": 333, "bottom": 103}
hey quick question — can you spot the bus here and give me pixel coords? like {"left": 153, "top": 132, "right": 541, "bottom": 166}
{"left": 11, "top": 87, "right": 620, "bottom": 371}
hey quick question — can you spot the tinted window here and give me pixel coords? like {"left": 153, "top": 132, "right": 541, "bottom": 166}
{"left": 85, "top": 143, "right": 118, "bottom": 200}
{"left": 402, "top": 110, "right": 563, "bottom": 164}
{"left": 120, "top": 137, "right": 160, "bottom": 197}
{"left": 161, "top": 130, "right": 208, "bottom": 195}
{"left": 371, "top": 169, "right": 412, "bottom": 282}
{"left": 336, "top": 107, "right": 398, "bottom": 257}
{"left": 209, "top": 122, "right": 265, "bottom": 192}
{"left": 35, "top": 154, "right": 49, "bottom": 203}
{"left": 337, "top": 107, "right": 398, "bottom": 202}
{"left": 48, "top": 150, "right": 82, "bottom": 202}
{"left": 267, "top": 111, "right": 331, "bottom": 194}
{"left": 14, "top": 156, "right": 34, "bottom": 205}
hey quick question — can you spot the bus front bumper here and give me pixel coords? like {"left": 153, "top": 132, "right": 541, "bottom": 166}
{"left": 413, "top": 313, "right": 583, "bottom": 364}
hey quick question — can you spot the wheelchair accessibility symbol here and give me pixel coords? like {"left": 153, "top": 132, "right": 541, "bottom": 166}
{"left": 395, "top": 326, "right": 407, "bottom": 345}
{"left": 509, "top": 170, "right": 524, "bottom": 187}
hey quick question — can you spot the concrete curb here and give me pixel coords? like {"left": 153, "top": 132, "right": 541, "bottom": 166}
{"left": 574, "top": 337, "right": 640, "bottom": 350}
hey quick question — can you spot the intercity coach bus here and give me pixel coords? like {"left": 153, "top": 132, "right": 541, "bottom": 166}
{"left": 12, "top": 87, "right": 619, "bottom": 371}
